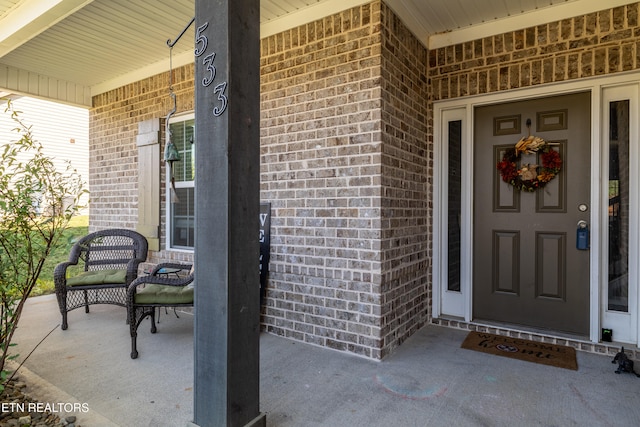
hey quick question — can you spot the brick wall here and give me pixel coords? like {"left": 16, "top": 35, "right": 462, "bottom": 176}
{"left": 89, "top": 1, "right": 640, "bottom": 359}
{"left": 259, "top": 1, "right": 429, "bottom": 359}
{"left": 90, "top": 1, "right": 431, "bottom": 359}
{"left": 91, "top": 0, "right": 640, "bottom": 361}
{"left": 90, "top": 65, "right": 195, "bottom": 266}
{"left": 89, "top": 0, "right": 640, "bottom": 359}
{"left": 428, "top": 3, "right": 640, "bottom": 100}
{"left": 260, "top": 2, "right": 386, "bottom": 358}
{"left": 378, "top": 3, "right": 430, "bottom": 355}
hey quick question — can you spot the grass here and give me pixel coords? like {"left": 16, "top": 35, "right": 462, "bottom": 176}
{"left": 32, "top": 215, "right": 89, "bottom": 297}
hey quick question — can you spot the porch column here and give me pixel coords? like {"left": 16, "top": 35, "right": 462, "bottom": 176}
{"left": 192, "top": 0, "right": 264, "bottom": 426}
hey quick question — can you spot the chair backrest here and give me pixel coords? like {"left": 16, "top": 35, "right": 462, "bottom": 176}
{"left": 73, "top": 229, "right": 148, "bottom": 271}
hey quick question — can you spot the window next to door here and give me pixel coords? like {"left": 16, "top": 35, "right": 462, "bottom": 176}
{"left": 167, "top": 115, "right": 195, "bottom": 250}
{"left": 448, "top": 120, "right": 462, "bottom": 292}
{"left": 608, "top": 100, "right": 629, "bottom": 312}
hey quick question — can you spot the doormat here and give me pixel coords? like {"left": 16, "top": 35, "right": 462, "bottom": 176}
{"left": 461, "top": 331, "right": 578, "bottom": 370}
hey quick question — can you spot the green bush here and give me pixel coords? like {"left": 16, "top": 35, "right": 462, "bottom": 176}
{"left": 0, "top": 100, "right": 87, "bottom": 393}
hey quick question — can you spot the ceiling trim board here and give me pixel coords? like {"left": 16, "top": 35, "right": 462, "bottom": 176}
{"left": 0, "top": 0, "right": 95, "bottom": 56}
{"left": 428, "top": 0, "right": 636, "bottom": 49}
{"left": 260, "top": 0, "right": 373, "bottom": 38}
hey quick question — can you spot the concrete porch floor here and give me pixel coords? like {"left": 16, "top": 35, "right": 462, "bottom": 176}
{"left": 8, "top": 294, "right": 640, "bottom": 426}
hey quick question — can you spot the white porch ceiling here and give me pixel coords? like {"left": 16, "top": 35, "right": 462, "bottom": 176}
{"left": 0, "top": 0, "right": 634, "bottom": 106}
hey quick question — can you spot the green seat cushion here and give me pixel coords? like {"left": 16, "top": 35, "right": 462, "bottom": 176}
{"left": 67, "top": 269, "right": 128, "bottom": 286}
{"left": 134, "top": 284, "right": 194, "bottom": 305}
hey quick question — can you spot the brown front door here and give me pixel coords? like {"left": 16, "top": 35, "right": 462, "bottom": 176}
{"left": 473, "top": 92, "right": 591, "bottom": 335}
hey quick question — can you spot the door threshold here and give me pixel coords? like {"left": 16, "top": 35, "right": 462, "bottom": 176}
{"left": 473, "top": 319, "right": 590, "bottom": 343}
{"left": 434, "top": 317, "right": 640, "bottom": 358}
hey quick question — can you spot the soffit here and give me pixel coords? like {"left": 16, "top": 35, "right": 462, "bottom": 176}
{"left": 0, "top": 0, "right": 633, "bottom": 105}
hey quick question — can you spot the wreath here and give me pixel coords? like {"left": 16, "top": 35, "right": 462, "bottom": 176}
{"left": 496, "top": 135, "right": 562, "bottom": 192}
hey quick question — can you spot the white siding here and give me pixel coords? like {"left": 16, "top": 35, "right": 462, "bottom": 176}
{"left": 0, "top": 95, "right": 89, "bottom": 212}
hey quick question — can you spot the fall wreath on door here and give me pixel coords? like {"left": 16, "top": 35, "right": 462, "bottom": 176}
{"left": 496, "top": 135, "right": 562, "bottom": 192}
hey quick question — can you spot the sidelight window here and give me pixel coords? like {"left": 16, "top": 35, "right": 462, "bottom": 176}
{"left": 607, "top": 100, "right": 629, "bottom": 312}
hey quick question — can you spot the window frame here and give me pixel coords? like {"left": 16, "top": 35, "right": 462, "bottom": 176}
{"left": 165, "top": 112, "right": 195, "bottom": 252}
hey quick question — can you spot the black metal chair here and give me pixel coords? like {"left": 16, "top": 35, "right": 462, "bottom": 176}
{"left": 127, "top": 263, "right": 194, "bottom": 359}
{"left": 54, "top": 229, "right": 148, "bottom": 330}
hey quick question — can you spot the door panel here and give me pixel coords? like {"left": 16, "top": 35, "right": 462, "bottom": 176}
{"left": 536, "top": 232, "right": 566, "bottom": 300}
{"left": 473, "top": 92, "right": 591, "bottom": 335}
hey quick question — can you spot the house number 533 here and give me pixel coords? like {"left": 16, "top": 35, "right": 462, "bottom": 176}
{"left": 195, "top": 22, "right": 228, "bottom": 117}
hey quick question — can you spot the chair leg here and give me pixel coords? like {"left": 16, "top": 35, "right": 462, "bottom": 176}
{"left": 130, "top": 308, "right": 140, "bottom": 359}
{"left": 59, "top": 295, "right": 69, "bottom": 330}
{"left": 130, "top": 308, "right": 156, "bottom": 359}
{"left": 130, "top": 335, "right": 139, "bottom": 359}
{"left": 83, "top": 290, "right": 90, "bottom": 313}
{"left": 150, "top": 310, "right": 157, "bottom": 334}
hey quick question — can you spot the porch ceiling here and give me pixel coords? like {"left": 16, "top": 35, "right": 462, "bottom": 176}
{"left": 0, "top": 0, "right": 633, "bottom": 106}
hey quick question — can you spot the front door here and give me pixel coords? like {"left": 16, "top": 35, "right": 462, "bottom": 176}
{"left": 473, "top": 92, "right": 591, "bottom": 335}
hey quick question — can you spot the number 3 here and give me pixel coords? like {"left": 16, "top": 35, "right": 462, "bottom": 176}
{"left": 202, "top": 52, "right": 216, "bottom": 87}
{"left": 213, "top": 82, "right": 228, "bottom": 117}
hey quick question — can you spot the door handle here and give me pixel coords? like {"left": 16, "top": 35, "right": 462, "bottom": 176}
{"left": 576, "top": 220, "right": 589, "bottom": 250}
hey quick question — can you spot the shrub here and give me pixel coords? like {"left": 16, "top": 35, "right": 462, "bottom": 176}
{"left": 0, "top": 100, "right": 87, "bottom": 393}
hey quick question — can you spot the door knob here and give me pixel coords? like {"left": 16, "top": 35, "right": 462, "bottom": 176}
{"left": 577, "top": 221, "right": 589, "bottom": 250}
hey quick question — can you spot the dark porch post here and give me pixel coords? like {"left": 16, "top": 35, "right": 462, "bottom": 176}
{"left": 192, "top": 0, "right": 264, "bottom": 426}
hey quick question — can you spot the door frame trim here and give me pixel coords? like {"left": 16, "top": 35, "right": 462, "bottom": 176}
{"left": 599, "top": 84, "right": 640, "bottom": 344}
{"left": 433, "top": 71, "right": 640, "bottom": 345}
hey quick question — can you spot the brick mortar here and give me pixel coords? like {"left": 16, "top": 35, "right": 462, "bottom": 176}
{"left": 86, "top": 1, "right": 433, "bottom": 360}
{"left": 87, "top": 1, "right": 640, "bottom": 361}
{"left": 260, "top": 1, "right": 433, "bottom": 359}
{"left": 428, "top": 3, "right": 640, "bottom": 99}
{"left": 377, "top": 2, "right": 430, "bottom": 357}
{"left": 90, "top": 66, "right": 194, "bottom": 266}
{"left": 260, "top": 2, "right": 384, "bottom": 356}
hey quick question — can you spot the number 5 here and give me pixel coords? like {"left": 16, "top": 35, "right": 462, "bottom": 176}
{"left": 194, "top": 22, "right": 209, "bottom": 57}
